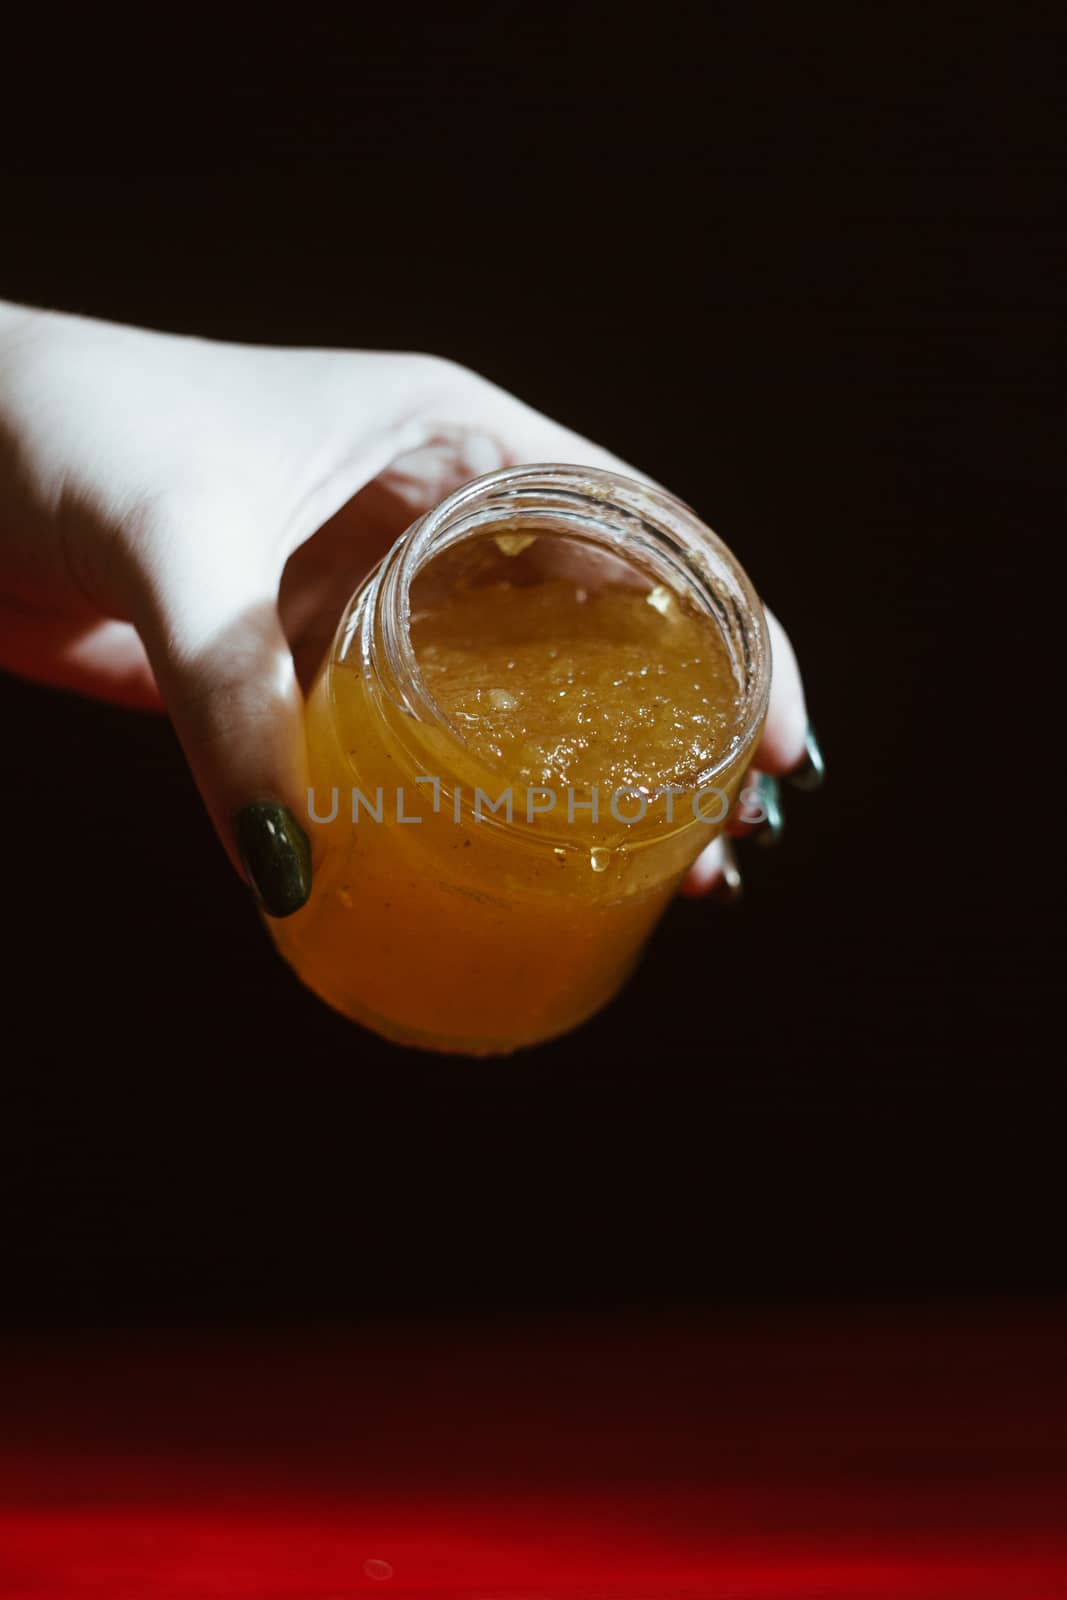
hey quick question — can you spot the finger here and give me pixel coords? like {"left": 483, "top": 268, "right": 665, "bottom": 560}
{"left": 278, "top": 468, "right": 451, "bottom": 693}
{"left": 0, "top": 602, "right": 162, "bottom": 709}
{"left": 680, "top": 834, "right": 743, "bottom": 901}
{"left": 716, "top": 610, "right": 807, "bottom": 847}
{"left": 129, "top": 542, "right": 312, "bottom": 918}
{"left": 725, "top": 769, "right": 784, "bottom": 844}
{"left": 753, "top": 607, "right": 809, "bottom": 774}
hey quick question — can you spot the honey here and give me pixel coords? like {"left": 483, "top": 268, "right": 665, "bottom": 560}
{"left": 267, "top": 466, "right": 770, "bottom": 1055}
{"left": 411, "top": 564, "right": 740, "bottom": 795}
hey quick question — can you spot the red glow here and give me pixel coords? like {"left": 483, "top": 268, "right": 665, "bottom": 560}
{"left": 2, "top": 1308, "right": 1066, "bottom": 1597}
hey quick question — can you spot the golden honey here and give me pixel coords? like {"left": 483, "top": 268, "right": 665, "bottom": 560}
{"left": 268, "top": 467, "right": 770, "bottom": 1055}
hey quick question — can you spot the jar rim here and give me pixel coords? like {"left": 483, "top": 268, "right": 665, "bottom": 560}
{"left": 337, "top": 462, "right": 772, "bottom": 837}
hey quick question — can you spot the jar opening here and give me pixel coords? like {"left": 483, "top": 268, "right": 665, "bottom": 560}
{"left": 375, "top": 464, "right": 770, "bottom": 786}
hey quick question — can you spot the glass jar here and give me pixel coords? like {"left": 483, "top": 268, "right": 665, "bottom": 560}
{"left": 269, "top": 464, "right": 771, "bottom": 1055}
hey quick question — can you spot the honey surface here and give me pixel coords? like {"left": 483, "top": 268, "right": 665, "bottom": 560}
{"left": 411, "top": 574, "right": 740, "bottom": 794}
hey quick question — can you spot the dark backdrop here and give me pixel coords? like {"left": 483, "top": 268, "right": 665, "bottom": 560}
{"left": 0, "top": 7, "right": 1060, "bottom": 1328}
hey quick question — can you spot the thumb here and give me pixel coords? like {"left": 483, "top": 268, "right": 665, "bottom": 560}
{"left": 131, "top": 548, "right": 312, "bottom": 919}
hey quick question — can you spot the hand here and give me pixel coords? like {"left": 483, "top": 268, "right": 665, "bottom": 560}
{"left": 0, "top": 302, "right": 813, "bottom": 912}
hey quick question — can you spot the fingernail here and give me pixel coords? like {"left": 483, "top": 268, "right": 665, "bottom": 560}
{"left": 750, "top": 772, "right": 784, "bottom": 847}
{"left": 711, "top": 837, "right": 743, "bottom": 904}
{"left": 234, "top": 802, "right": 312, "bottom": 918}
{"left": 785, "top": 724, "right": 825, "bottom": 792}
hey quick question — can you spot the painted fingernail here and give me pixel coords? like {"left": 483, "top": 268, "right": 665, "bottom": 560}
{"left": 785, "top": 724, "right": 825, "bottom": 792}
{"left": 234, "top": 802, "right": 312, "bottom": 918}
{"left": 750, "top": 772, "right": 784, "bottom": 847}
{"left": 711, "top": 837, "right": 743, "bottom": 904}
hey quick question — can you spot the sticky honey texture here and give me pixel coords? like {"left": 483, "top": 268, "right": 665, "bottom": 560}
{"left": 411, "top": 576, "right": 740, "bottom": 792}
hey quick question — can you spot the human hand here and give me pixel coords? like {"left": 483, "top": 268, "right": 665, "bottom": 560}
{"left": 0, "top": 303, "right": 815, "bottom": 913}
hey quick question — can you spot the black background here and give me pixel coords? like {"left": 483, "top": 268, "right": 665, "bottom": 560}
{"left": 0, "top": 5, "right": 1061, "bottom": 1330}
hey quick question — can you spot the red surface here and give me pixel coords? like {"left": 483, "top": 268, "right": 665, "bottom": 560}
{"left": 2, "top": 1306, "right": 1066, "bottom": 1598}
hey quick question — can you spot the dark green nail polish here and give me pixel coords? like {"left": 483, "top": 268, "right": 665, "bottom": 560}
{"left": 712, "top": 838, "right": 743, "bottom": 904}
{"left": 785, "top": 724, "right": 825, "bottom": 792}
{"left": 751, "top": 772, "right": 784, "bottom": 847}
{"left": 235, "top": 802, "right": 312, "bottom": 918}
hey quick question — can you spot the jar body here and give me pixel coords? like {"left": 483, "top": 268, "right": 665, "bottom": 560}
{"left": 268, "top": 466, "right": 770, "bottom": 1056}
